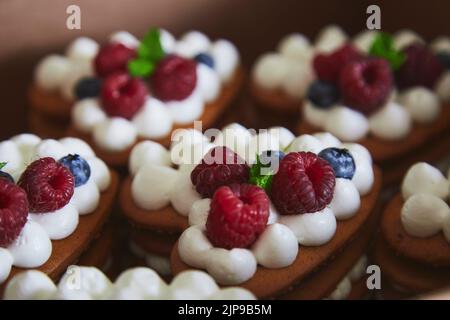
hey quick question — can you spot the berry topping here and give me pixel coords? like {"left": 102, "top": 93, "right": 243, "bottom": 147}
{"left": 271, "top": 152, "right": 336, "bottom": 215}
{"left": 307, "top": 80, "right": 340, "bottom": 108}
{"left": 318, "top": 148, "right": 356, "bottom": 180}
{"left": 396, "top": 44, "right": 445, "bottom": 90}
{"left": 18, "top": 158, "right": 74, "bottom": 213}
{"left": 94, "top": 43, "right": 136, "bottom": 77}
{"left": 206, "top": 183, "right": 269, "bottom": 249}
{"left": 339, "top": 58, "right": 393, "bottom": 115}
{"left": 436, "top": 52, "right": 450, "bottom": 70}
{"left": 151, "top": 55, "right": 197, "bottom": 101}
{"left": 0, "top": 163, "right": 14, "bottom": 183}
{"left": 191, "top": 146, "right": 250, "bottom": 198}
{"left": 313, "top": 44, "right": 362, "bottom": 83}
{"left": 101, "top": 72, "right": 148, "bottom": 119}
{"left": 74, "top": 77, "right": 102, "bottom": 99}
{"left": 194, "top": 53, "right": 215, "bottom": 68}
{"left": 0, "top": 179, "right": 28, "bottom": 247}
{"left": 250, "top": 150, "right": 285, "bottom": 191}
{"left": 58, "top": 154, "right": 91, "bottom": 187}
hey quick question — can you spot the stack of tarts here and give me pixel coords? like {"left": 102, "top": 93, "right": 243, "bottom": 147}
{"left": 119, "top": 123, "right": 381, "bottom": 299}
{"left": 0, "top": 135, "right": 118, "bottom": 295}
{"left": 252, "top": 25, "right": 450, "bottom": 185}
{"left": 373, "top": 163, "right": 450, "bottom": 299}
{"left": 30, "top": 28, "right": 244, "bottom": 167}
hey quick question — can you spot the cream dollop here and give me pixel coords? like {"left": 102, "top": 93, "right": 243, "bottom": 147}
{"left": 401, "top": 162, "right": 449, "bottom": 200}
{"left": 398, "top": 87, "right": 440, "bottom": 124}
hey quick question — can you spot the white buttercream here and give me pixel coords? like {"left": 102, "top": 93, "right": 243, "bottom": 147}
{"left": 109, "top": 31, "right": 139, "bottom": 48}
{"left": 132, "top": 98, "right": 173, "bottom": 139}
{"left": 169, "top": 170, "right": 201, "bottom": 216}
{"left": 401, "top": 162, "right": 449, "bottom": 200}
{"left": 29, "top": 204, "right": 79, "bottom": 240}
{"left": 330, "top": 178, "right": 361, "bottom": 220}
{"left": 196, "top": 63, "right": 221, "bottom": 102}
{"left": 72, "top": 99, "right": 107, "bottom": 133}
{"left": 315, "top": 25, "right": 348, "bottom": 53}
{"left": 288, "top": 134, "right": 324, "bottom": 154}
{"left": 166, "top": 90, "right": 204, "bottom": 125}
{"left": 3, "top": 270, "right": 57, "bottom": 300}
{"left": 209, "top": 39, "right": 239, "bottom": 82}
{"left": 129, "top": 140, "right": 171, "bottom": 176}
{"left": 431, "top": 36, "right": 450, "bottom": 54}
{"left": 281, "top": 60, "right": 314, "bottom": 99}
{"left": 324, "top": 107, "right": 369, "bottom": 141}
{"left": 65, "top": 37, "right": 99, "bottom": 61}
{"left": 399, "top": 87, "right": 440, "bottom": 124}
{"left": 93, "top": 118, "right": 137, "bottom": 152}
{"left": 369, "top": 101, "right": 412, "bottom": 140}
{"left": 394, "top": 29, "right": 424, "bottom": 50}
{"left": 34, "top": 55, "right": 71, "bottom": 91}
{"left": 435, "top": 72, "right": 450, "bottom": 102}
{"left": 252, "top": 53, "right": 291, "bottom": 90}
{"left": 353, "top": 30, "right": 379, "bottom": 53}
{"left": 0, "top": 249, "right": 13, "bottom": 284}
{"left": 278, "top": 33, "right": 312, "bottom": 61}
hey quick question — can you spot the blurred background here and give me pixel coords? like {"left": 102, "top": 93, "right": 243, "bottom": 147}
{"left": 0, "top": 0, "right": 449, "bottom": 139}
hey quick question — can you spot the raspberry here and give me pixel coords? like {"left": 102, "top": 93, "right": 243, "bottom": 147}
{"left": 191, "top": 146, "right": 250, "bottom": 198}
{"left": 313, "top": 44, "right": 363, "bottom": 83}
{"left": 151, "top": 55, "right": 197, "bottom": 101}
{"left": 271, "top": 152, "right": 335, "bottom": 215}
{"left": 339, "top": 58, "right": 393, "bottom": 115}
{"left": 18, "top": 158, "right": 74, "bottom": 213}
{"left": 94, "top": 43, "right": 136, "bottom": 77}
{"left": 101, "top": 72, "right": 148, "bottom": 119}
{"left": 206, "top": 184, "right": 269, "bottom": 249}
{"left": 0, "top": 179, "right": 28, "bottom": 247}
{"left": 396, "top": 44, "right": 445, "bottom": 90}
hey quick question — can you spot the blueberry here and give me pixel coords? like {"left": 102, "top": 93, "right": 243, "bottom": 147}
{"left": 194, "top": 53, "right": 214, "bottom": 68}
{"left": 74, "top": 77, "right": 102, "bottom": 99}
{"left": 436, "top": 52, "right": 450, "bottom": 70}
{"left": 307, "top": 80, "right": 340, "bottom": 108}
{"left": 0, "top": 171, "right": 14, "bottom": 183}
{"left": 259, "top": 150, "right": 285, "bottom": 168}
{"left": 318, "top": 148, "right": 355, "bottom": 179}
{"left": 58, "top": 154, "right": 91, "bottom": 187}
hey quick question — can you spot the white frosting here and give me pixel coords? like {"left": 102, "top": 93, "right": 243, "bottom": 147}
{"left": 398, "top": 87, "right": 440, "bottom": 124}
{"left": 401, "top": 162, "right": 449, "bottom": 200}
{"left": 394, "top": 29, "right": 424, "bottom": 50}
{"left": 315, "top": 25, "right": 348, "bottom": 53}
{"left": 304, "top": 101, "right": 330, "bottom": 128}
{"left": 109, "top": 31, "right": 140, "bottom": 49}
{"left": 3, "top": 270, "right": 57, "bottom": 300}
{"left": 209, "top": 39, "right": 239, "bottom": 82}
{"left": 93, "top": 117, "right": 137, "bottom": 152}
{"left": 169, "top": 171, "right": 201, "bottom": 216}
{"left": 352, "top": 30, "right": 379, "bottom": 53}
{"left": 0, "top": 249, "right": 13, "bottom": 283}
{"left": 34, "top": 55, "right": 72, "bottom": 91}
{"left": 278, "top": 33, "right": 312, "bottom": 61}
{"left": 132, "top": 98, "right": 173, "bottom": 139}
{"left": 180, "top": 31, "right": 211, "bottom": 56}
{"left": 0, "top": 135, "right": 110, "bottom": 283}
{"left": 435, "top": 72, "right": 450, "bottom": 102}
{"left": 129, "top": 140, "right": 171, "bottom": 176}
{"left": 65, "top": 37, "right": 99, "bottom": 61}
{"left": 369, "top": 101, "right": 412, "bottom": 140}
{"left": 288, "top": 134, "right": 324, "bottom": 154}
{"left": 330, "top": 178, "right": 361, "bottom": 220}
{"left": 347, "top": 255, "right": 368, "bottom": 282}
{"left": 196, "top": 63, "right": 221, "bottom": 102}
{"left": 281, "top": 60, "right": 314, "bottom": 99}
{"left": 166, "top": 90, "right": 204, "bottom": 125}
{"left": 59, "top": 59, "right": 94, "bottom": 101}
{"left": 431, "top": 36, "right": 450, "bottom": 54}
{"left": 328, "top": 277, "right": 352, "bottom": 300}
{"left": 327, "top": 255, "right": 368, "bottom": 300}
{"left": 324, "top": 107, "right": 369, "bottom": 142}
{"left": 341, "top": 143, "right": 374, "bottom": 196}
{"left": 72, "top": 99, "right": 107, "bottom": 133}
{"left": 252, "top": 53, "right": 292, "bottom": 90}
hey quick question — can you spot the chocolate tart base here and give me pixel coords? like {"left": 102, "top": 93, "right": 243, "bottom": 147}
{"left": 0, "top": 170, "right": 119, "bottom": 294}
{"left": 170, "top": 167, "right": 382, "bottom": 299}
{"left": 298, "top": 104, "right": 450, "bottom": 186}
{"left": 28, "top": 109, "right": 70, "bottom": 139}
{"left": 64, "top": 67, "right": 245, "bottom": 168}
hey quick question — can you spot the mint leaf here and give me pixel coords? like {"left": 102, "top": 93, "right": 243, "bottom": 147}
{"left": 139, "top": 27, "right": 165, "bottom": 62}
{"left": 128, "top": 59, "right": 155, "bottom": 77}
{"left": 369, "top": 32, "right": 406, "bottom": 70}
{"left": 249, "top": 155, "right": 274, "bottom": 191}
{"left": 0, "top": 162, "right": 6, "bottom": 170}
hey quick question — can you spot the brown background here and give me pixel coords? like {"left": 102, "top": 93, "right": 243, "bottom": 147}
{"left": 0, "top": 0, "right": 449, "bottom": 139}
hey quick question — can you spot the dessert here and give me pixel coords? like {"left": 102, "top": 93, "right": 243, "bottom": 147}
{"left": 30, "top": 28, "right": 244, "bottom": 166}
{"left": 3, "top": 266, "right": 255, "bottom": 300}
{"left": 297, "top": 28, "right": 450, "bottom": 185}
{"left": 156, "top": 124, "right": 382, "bottom": 299}
{"left": 372, "top": 162, "right": 450, "bottom": 298}
{"left": 0, "top": 134, "right": 118, "bottom": 294}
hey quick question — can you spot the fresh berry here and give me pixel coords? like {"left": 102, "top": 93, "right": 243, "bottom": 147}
{"left": 0, "top": 179, "right": 28, "bottom": 247}
{"left": 318, "top": 148, "right": 356, "bottom": 179}
{"left": 436, "top": 52, "right": 450, "bottom": 70}
{"left": 0, "top": 171, "right": 14, "bottom": 184}
{"left": 18, "top": 158, "right": 74, "bottom": 213}
{"left": 74, "top": 77, "right": 102, "bottom": 99}
{"left": 58, "top": 154, "right": 91, "bottom": 187}
{"left": 396, "top": 44, "right": 445, "bottom": 90}
{"left": 250, "top": 150, "right": 285, "bottom": 191}
{"left": 339, "top": 58, "right": 393, "bottom": 115}
{"left": 271, "top": 152, "right": 336, "bottom": 215}
{"left": 101, "top": 72, "right": 148, "bottom": 119}
{"left": 94, "top": 43, "right": 136, "bottom": 77}
{"left": 206, "top": 184, "right": 269, "bottom": 249}
{"left": 307, "top": 80, "right": 340, "bottom": 108}
{"left": 191, "top": 146, "right": 250, "bottom": 198}
{"left": 194, "top": 53, "right": 214, "bottom": 68}
{"left": 313, "top": 44, "right": 363, "bottom": 83}
{"left": 151, "top": 55, "right": 197, "bottom": 101}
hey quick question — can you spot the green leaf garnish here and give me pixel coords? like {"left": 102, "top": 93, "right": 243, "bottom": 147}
{"left": 249, "top": 155, "right": 274, "bottom": 191}
{"left": 369, "top": 32, "right": 406, "bottom": 70}
{"left": 128, "top": 27, "right": 165, "bottom": 77}
{"left": 0, "top": 162, "right": 6, "bottom": 170}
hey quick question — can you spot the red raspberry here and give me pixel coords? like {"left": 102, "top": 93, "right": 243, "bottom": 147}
{"left": 151, "top": 55, "right": 197, "bottom": 101}
{"left": 94, "top": 43, "right": 136, "bottom": 78}
{"left": 101, "top": 72, "right": 148, "bottom": 119}
{"left": 0, "top": 180, "right": 28, "bottom": 247}
{"left": 18, "top": 158, "right": 74, "bottom": 213}
{"left": 339, "top": 58, "right": 393, "bottom": 115}
{"left": 191, "top": 147, "right": 250, "bottom": 198}
{"left": 271, "top": 152, "right": 335, "bottom": 215}
{"left": 206, "top": 184, "right": 269, "bottom": 249}
{"left": 313, "top": 44, "right": 363, "bottom": 83}
{"left": 396, "top": 44, "right": 445, "bottom": 90}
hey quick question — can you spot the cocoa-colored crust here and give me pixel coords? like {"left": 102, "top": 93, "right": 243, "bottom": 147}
{"left": 297, "top": 104, "right": 450, "bottom": 186}
{"left": 63, "top": 66, "right": 245, "bottom": 167}
{"left": 381, "top": 194, "right": 450, "bottom": 266}
{"left": 372, "top": 235, "right": 450, "bottom": 294}
{"left": 170, "top": 167, "right": 382, "bottom": 299}
{"left": 28, "top": 85, "right": 72, "bottom": 119}
{"left": 0, "top": 170, "right": 119, "bottom": 292}
{"left": 249, "top": 80, "right": 302, "bottom": 114}
{"left": 28, "top": 109, "right": 69, "bottom": 139}
{"left": 119, "top": 176, "right": 189, "bottom": 234}
{"left": 130, "top": 228, "right": 179, "bottom": 257}
{"left": 347, "top": 276, "right": 370, "bottom": 300}
{"left": 78, "top": 223, "right": 115, "bottom": 267}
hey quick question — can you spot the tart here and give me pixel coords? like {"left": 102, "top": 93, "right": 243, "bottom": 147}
{"left": 0, "top": 134, "right": 118, "bottom": 295}
{"left": 3, "top": 266, "right": 255, "bottom": 300}
{"left": 160, "top": 124, "right": 382, "bottom": 299}
{"left": 296, "top": 28, "right": 450, "bottom": 186}
{"left": 372, "top": 162, "right": 450, "bottom": 298}
{"left": 29, "top": 28, "right": 244, "bottom": 167}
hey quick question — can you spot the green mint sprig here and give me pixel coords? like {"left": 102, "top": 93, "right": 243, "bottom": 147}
{"left": 0, "top": 162, "right": 7, "bottom": 170}
{"left": 249, "top": 155, "right": 274, "bottom": 191}
{"left": 128, "top": 27, "right": 165, "bottom": 77}
{"left": 369, "top": 32, "right": 406, "bottom": 70}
